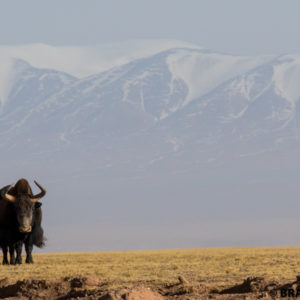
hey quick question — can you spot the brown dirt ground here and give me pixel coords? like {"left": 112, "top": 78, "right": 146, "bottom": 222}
{"left": 0, "top": 275, "right": 299, "bottom": 299}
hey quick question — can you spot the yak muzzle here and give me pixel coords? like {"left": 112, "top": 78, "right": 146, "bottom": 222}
{"left": 19, "top": 226, "right": 32, "bottom": 233}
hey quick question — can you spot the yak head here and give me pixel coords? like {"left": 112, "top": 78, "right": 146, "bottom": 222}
{"left": 2, "top": 178, "right": 46, "bottom": 233}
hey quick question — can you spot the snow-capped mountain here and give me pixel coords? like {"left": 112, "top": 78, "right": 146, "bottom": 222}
{"left": 1, "top": 44, "right": 300, "bottom": 178}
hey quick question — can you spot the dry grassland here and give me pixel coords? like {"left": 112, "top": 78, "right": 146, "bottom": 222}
{"left": 1, "top": 246, "right": 300, "bottom": 290}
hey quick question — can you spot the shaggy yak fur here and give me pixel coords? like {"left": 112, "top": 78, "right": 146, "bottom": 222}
{"left": 0, "top": 178, "right": 46, "bottom": 264}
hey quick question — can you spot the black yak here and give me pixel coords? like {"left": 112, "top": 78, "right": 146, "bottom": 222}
{"left": 0, "top": 178, "right": 46, "bottom": 264}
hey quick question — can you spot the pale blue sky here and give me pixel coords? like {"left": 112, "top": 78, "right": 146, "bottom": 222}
{"left": 0, "top": 0, "right": 300, "bottom": 55}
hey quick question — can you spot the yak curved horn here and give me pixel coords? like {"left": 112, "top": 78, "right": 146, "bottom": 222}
{"left": 31, "top": 180, "right": 46, "bottom": 202}
{"left": 2, "top": 185, "right": 16, "bottom": 203}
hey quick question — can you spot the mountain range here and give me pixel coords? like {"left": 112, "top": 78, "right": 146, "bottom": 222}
{"left": 1, "top": 45, "right": 300, "bottom": 180}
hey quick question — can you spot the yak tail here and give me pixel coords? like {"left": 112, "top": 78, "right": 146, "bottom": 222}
{"left": 32, "top": 226, "right": 46, "bottom": 248}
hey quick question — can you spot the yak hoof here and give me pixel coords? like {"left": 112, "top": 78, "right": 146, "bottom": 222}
{"left": 25, "top": 259, "right": 33, "bottom": 264}
{"left": 2, "top": 260, "right": 9, "bottom": 265}
{"left": 15, "top": 258, "right": 22, "bottom": 265}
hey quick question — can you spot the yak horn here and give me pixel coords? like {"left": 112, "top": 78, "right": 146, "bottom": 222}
{"left": 31, "top": 180, "right": 46, "bottom": 202}
{"left": 2, "top": 185, "right": 16, "bottom": 203}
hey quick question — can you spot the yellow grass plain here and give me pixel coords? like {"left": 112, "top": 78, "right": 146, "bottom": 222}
{"left": 0, "top": 247, "right": 300, "bottom": 290}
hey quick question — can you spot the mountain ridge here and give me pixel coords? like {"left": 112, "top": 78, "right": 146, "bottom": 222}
{"left": 0, "top": 46, "right": 300, "bottom": 178}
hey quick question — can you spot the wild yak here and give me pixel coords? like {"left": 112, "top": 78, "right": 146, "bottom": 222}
{"left": 0, "top": 178, "right": 46, "bottom": 264}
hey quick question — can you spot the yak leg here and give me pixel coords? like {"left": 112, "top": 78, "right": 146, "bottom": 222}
{"left": 9, "top": 244, "right": 15, "bottom": 265}
{"left": 25, "top": 239, "right": 34, "bottom": 264}
{"left": 2, "top": 245, "right": 9, "bottom": 265}
{"left": 15, "top": 241, "right": 23, "bottom": 264}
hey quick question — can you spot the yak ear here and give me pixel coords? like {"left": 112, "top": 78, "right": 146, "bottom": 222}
{"left": 35, "top": 202, "right": 42, "bottom": 208}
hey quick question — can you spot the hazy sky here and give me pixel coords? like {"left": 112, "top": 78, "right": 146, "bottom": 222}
{"left": 1, "top": 0, "right": 300, "bottom": 55}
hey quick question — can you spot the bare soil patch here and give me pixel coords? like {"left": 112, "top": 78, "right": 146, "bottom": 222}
{"left": 0, "top": 275, "right": 300, "bottom": 299}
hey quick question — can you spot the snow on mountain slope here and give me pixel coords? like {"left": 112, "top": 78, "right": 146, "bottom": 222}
{"left": 20, "top": 49, "right": 190, "bottom": 140}
{"left": 0, "top": 44, "right": 274, "bottom": 114}
{"left": 273, "top": 54, "right": 300, "bottom": 104}
{"left": 0, "top": 59, "right": 30, "bottom": 107}
{"left": 1, "top": 45, "right": 300, "bottom": 174}
{"left": 0, "top": 59, "right": 14, "bottom": 106}
{"left": 220, "top": 55, "right": 300, "bottom": 129}
{"left": 0, "top": 59, "right": 76, "bottom": 139}
{"left": 149, "top": 56, "right": 300, "bottom": 165}
{"left": 166, "top": 49, "right": 275, "bottom": 105}
{"left": 45, "top": 48, "right": 275, "bottom": 124}
{"left": 26, "top": 47, "right": 274, "bottom": 141}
